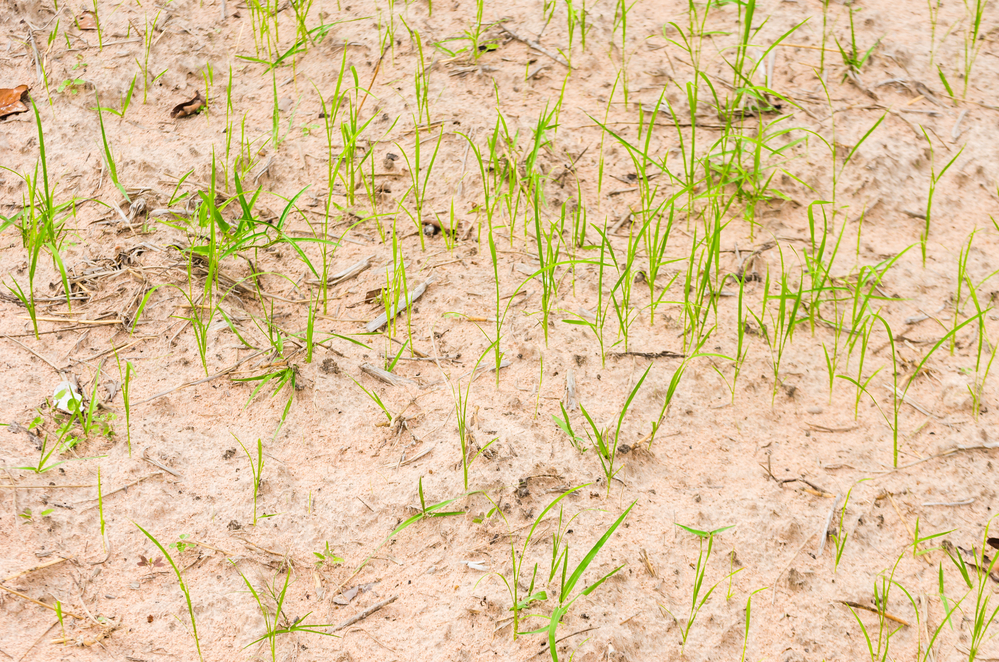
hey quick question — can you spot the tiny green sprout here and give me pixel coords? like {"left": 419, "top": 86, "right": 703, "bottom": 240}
{"left": 169, "top": 534, "right": 193, "bottom": 554}
{"left": 313, "top": 542, "right": 344, "bottom": 568}
{"left": 19, "top": 508, "right": 54, "bottom": 522}
{"left": 57, "top": 78, "right": 86, "bottom": 94}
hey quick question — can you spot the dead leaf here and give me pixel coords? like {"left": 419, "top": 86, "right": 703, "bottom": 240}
{"left": 333, "top": 586, "right": 359, "bottom": 605}
{"left": 76, "top": 11, "right": 98, "bottom": 30}
{"left": 170, "top": 91, "right": 206, "bottom": 119}
{"left": 333, "top": 580, "right": 379, "bottom": 605}
{"left": 0, "top": 85, "right": 29, "bottom": 120}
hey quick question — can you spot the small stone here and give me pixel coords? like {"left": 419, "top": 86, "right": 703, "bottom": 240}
{"left": 806, "top": 406, "right": 823, "bottom": 414}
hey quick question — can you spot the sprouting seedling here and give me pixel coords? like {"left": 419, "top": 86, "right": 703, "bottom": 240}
{"left": 347, "top": 373, "right": 394, "bottom": 422}
{"left": 170, "top": 534, "right": 194, "bottom": 554}
{"left": 234, "top": 435, "right": 265, "bottom": 526}
{"left": 845, "top": 552, "right": 908, "bottom": 662}
{"left": 834, "top": 7, "right": 882, "bottom": 82}
{"left": 740, "top": 587, "right": 769, "bottom": 662}
{"left": 918, "top": 127, "right": 963, "bottom": 266}
{"left": 672, "top": 524, "right": 736, "bottom": 652}
{"left": 113, "top": 349, "right": 134, "bottom": 455}
{"left": 94, "top": 91, "right": 130, "bottom": 204}
{"left": 136, "top": 11, "right": 162, "bottom": 104}
{"left": 523, "top": 500, "right": 636, "bottom": 662}
{"left": 18, "top": 508, "right": 54, "bottom": 522}
{"left": 136, "top": 555, "right": 163, "bottom": 570}
{"left": 231, "top": 565, "right": 336, "bottom": 661}
{"left": 848, "top": 312, "right": 984, "bottom": 466}
{"left": 552, "top": 402, "right": 586, "bottom": 452}
{"left": 579, "top": 364, "right": 652, "bottom": 494}
{"left": 961, "top": 0, "right": 990, "bottom": 98}
{"left": 134, "top": 523, "right": 203, "bottom": 661}
{"left": 313, "top": 542, "right": 344, "bottom": 569}
{"left": 830, "top": 479, "right": 869, "bottom": 573}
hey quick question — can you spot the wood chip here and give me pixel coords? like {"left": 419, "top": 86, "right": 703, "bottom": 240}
{"left": 360, "top": 363, "right": 416, "bottom": 386}
{"left": 365, "top": 275, "right": 436, "bottom": 333}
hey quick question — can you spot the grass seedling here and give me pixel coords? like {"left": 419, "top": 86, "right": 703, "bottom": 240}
{"left": 919, "top": 128, "right": 963, "bottom": 266}
{"left": 354, "top": 477, "right": 465, "bottom": 576}
{"left": 531, "top": 182, "right": 565, "bottom": 345}
{"left": 407, "top": 26, "right": 432, "bottom": 125}
{"left": 835, "top": 7, "right": 882, "bottom": 82}
{"left": 830, "top": 479, "right": 868, "bottom": 572}
{"left": 435, "top": 339, "right": 499, "bottom": 490}
{"left": 3, "top": 100, "right": 76, "bottom": 335}
{"left": 579, "top": 364, "right": 651, "bottom": 494}
{"left": 478, "top": 485, "right": 588, "bottom": 641}
{"left": 234, "top": 435, "right": 265, "bottom": 526}
{"left": 100, "top": 75, "right": 136, "bottom": 119}
{"left": 232, "top": 365, "right": 299, "bottom": 428}
{"left": 112, "top": 355, "right": 133, "bottom": 454}
{"left": 961, "top": 0, "right": 990, "bottom": 97}
{"left": 564, "top": 0, "right": 593, "bottom": 56}
{"left": 552, "top": 402, "right": 586, "bottom": 452}
{"left": 848, "top": 313, "right": 983, "bottom": 466}
{"left": 564, "top": 226, "right": 611, "bottom": 365}
{"left": 136, "top": 12, "right": 162, "bottom": 104}
{"left": 647, "top": 362, "right": 689, "bottom": 447}
{"left": 749, "top": 249, "right": 804, "bottom": 404}
{"left": 945, "top": 516, "right": 999, "bottom": 661}
{"left": 398, "top": 123, "right": 444, "bottom": 250}
{"left": 612, "top": 0, "right": 638, "bottom": 103}
{"left": 672, "top": 524, "right": 735, "bottom": 652}
{"left": 134, "top": 523, "right": 203, "bottom": 661}
{"left": 232, "top": 565, "right": 335, "bottom": 660}
{"left": 927, "top": 0, "right": 943, "bottom": 68}
{"left": 348, "top": 373, "right": 394, "bottom": 422}
{"left": 740, "top": 587, "right": 768, "bottom": 662}
{"left": 911, "top": 517, "right": 954, "bottom": 559}
{"left": 525, "top": 501, "right": 635, "bottom": 662}
{"left": 15, "top": 431, "right": 67, "bottom": 474}
{"left": 95, "top": 92, "right": 130, "bottom": 203}
{"left": 846, "top": 552, "right": 915, "bottom": 662}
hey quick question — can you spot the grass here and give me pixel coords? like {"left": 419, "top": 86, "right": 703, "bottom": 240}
{"left": 579, "top": 364, "right": 651, "bottom": 494}
{"left": 234, "top": 435, "right": 267, "bottom": 525}
{"left": 2, "top": 1, "right": 999, "bottom": 659}
{"left": 671, "top": 524, "right": 736, "bottom": 653}
{"left": 134, "top": 523, "right": 204, "bottom": 661}
{"left": 232, "top": 564, "right": 336, "bottom": 660}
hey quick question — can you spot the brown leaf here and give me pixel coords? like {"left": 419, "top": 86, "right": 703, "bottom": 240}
{"left": 333, "top": 586, "right": 359, "bottom": 605}
{"left": 0, "top": 85, "right": 29, "bottom": 120}
{"left": 76, "top": 11, "right": 98, "bottom": 30}
{"left": 170, "top": 91, "right": 206, "bottom": 119}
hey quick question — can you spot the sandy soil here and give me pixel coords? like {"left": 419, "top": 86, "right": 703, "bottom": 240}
{"left": 2, "top": 0, "right": 999, "bottom": 660}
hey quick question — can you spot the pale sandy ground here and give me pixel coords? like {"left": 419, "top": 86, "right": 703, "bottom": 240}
{"left": 2, "top": 0, "right": 999, "bottom": 660}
